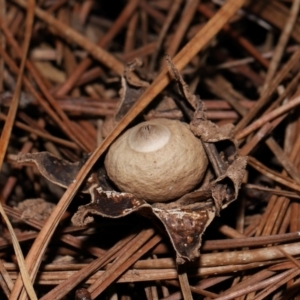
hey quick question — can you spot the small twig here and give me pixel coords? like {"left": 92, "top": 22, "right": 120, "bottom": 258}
{"left": 0, "top": 259, "right": 13, "bottom": 296}
{"left": 89, "top": 231, "right": 161, "bottom": 298}
{"left": 213, "top": 268, "right": 300, "bottom": 300}
{"left": 236, "top": 94, "right": 300, "bottom": 140}
{"left": 54, "top": 0, "right": 139, "bottom": 96}
{"left": 40, "top": 233, "right": 137, "bottom": 300}
{"left": 149, "top": 0, "right": 182, "bottom": 72}
{"left": 261, "top": 0, "right": 300, "bottom": 93}
{"left": 248, "top": 156, "right": 300, "bottom": 193}
{"left": 177, "top": 266, "right": 193, "bottom": 300}
{"left": 0, "top": 0, "right": 5, "bottom": 92}
{"left": 235, "top": 47, "right": 300, "bottom": 132}
{"left": 165, "top": 0, "right": 199, "bottom": 58}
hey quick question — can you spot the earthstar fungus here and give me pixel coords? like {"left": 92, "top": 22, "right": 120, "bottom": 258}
{"left": 17, "top": 59, "right": 247, "bottom": 263}
{"left": 104, "top": 118, "right": 208, "bottom": 203}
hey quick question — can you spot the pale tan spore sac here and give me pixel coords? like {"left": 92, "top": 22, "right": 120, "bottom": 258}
{"left": 104, "top": 118, "right": 208, "bottom": 203}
